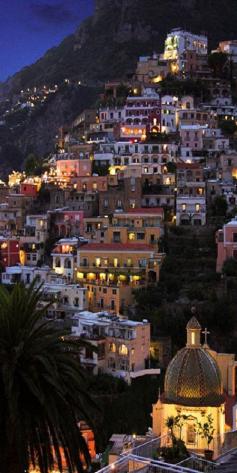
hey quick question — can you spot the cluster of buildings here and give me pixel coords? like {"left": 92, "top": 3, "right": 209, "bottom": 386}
{"left": 101, "top": 317, "right": 237, "bottom": 471}
{"left": 136, "top": 29, "right": 237, "bottom": 82}
{"left": 0, "top": 28, "right": 237, "bottom": 387}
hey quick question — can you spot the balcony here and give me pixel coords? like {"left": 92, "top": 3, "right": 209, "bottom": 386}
{"left": 80, "top": 277, "right": 146, "bottom": 288}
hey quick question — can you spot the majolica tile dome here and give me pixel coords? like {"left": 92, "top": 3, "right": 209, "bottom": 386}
{"left": 164, "top": 317, "right": 224, "bottom": 407}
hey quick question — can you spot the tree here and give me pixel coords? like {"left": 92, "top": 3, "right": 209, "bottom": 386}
{"left": 219, "top": 119, "right": 237, "bottom": 136}
{"left": 0, "top": 282, "right": 94, "bottom": 473}
{"left": 222, "top": 257, "right": 237, "bottom": 277}
{"left": 211, "top": 195, "right": 228, "bottom": 217}
{"left": 24, "top": 153, "right": 43, "bottom": 176}
{"left": 208, "top": 52, "right": 228, "bottom": 77}
{"left": 195, "top": 414, "right": 215, "bottom": 451}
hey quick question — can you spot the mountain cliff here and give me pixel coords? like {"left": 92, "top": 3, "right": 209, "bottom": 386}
{"left": 0, "top": 0, "right": 237, "bottom": 173}
{"left": 3, "top": 0, "right": 237, "bottom": 95}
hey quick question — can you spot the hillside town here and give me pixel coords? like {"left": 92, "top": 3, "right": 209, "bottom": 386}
{"left": 2, "top": 27, "right": 237, "bottom": 472}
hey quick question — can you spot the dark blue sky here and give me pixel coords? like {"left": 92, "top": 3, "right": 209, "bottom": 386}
{"left": 0, "top": 0, "right": 94, "bottom": 82}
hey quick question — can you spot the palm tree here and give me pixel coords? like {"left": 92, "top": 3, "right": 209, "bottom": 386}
{"left": 0, "top": 281, "right": 95, "bottom": 473}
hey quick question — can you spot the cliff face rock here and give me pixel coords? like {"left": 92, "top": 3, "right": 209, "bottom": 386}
{"left": 18, "top": 85, "right": 99, "bottom": 156}
{"left": 2, "top": 0, "right": 237, "bottom": 94}
{"left": 0, "top": 0, "right": 237, "bottom": 169}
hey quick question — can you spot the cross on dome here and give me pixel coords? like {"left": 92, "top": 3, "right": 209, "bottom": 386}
{"left": 202, "top": 327, "right": 210, "bottom": 346}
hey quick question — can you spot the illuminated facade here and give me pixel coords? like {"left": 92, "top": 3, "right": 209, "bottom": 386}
{"left": 71, "top": 311, "right": 150, "bottom": 378}
{"left": 152, "top": 317, "right": 235, "bottom": 457}
{"left": 176, "top": 163, "right": 206, "bottom": 226}
{"left": 52, "top": 238, "right": 79, "bottom": 280}
{"left": 106, "top": 208, "right": 164, "bottom": 247}
{"left": 120, "top": 88, "right": 161, "bottom": 140}
{"left": 56, "top": 155, "right": 92, "bottom": 179}
{"left": 0, "top": 238, "right": 20, "bottom": 268}
{"left": 136, "top": 53, "right": 169, "bottom": 84}
{"left": 163, "top": 29, "right": 208, "bottom": 76}
{"left": 76, "top": 243, "right": 163, "bottom": 314}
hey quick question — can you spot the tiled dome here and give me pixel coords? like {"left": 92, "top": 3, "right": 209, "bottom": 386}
{"left": 164, "top": 346, "right": 224, "bottom": 407}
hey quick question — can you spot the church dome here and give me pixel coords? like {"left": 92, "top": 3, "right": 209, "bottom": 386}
{"left": 164, "top": 317, "right": 224, "bottom": 407}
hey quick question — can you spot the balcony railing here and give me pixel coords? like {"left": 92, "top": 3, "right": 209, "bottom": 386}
{"left": 79, "top": 264, "right": 147, "bottom": 271}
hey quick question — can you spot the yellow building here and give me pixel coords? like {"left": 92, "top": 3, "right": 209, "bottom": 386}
{"left": 107, "top": 208, "right": 163, "bottom": 248}
{"left": 82, "top": 208, "right": 164, "bottom": 248}
{"left": 152, "top": 317, "right": 236, "bottom": 457}
{"left": 77, "top": 242, "right": 163, "bottom": 313}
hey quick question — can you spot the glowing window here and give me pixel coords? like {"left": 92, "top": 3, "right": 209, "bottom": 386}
{"left": 119, "top": 344, "right": 128, "bottom": 355}
{"left": 95, "top": 258, "right": 101, "bottom": 267}
{"left": 109, "top": 343, "right": 116, "bottom": 353}
{"left": 191, "top": 331, "right": 195, "bottom": 345}
{"left": 128, "top": 232, "right": 135, "bottom": 241}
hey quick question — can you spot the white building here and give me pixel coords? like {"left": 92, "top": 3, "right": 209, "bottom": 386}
{"left": 1, "top": 266, "right": 88, "bottom": 319}
{"left": 41, "top": 282, "right": 87, "bottom": 318}
{"left": 163, "top": 28, "right": 207, "bottom": 72}
{"left": 1, "top": 265, "right": 51, "bottom": 286}
{"left": 51, "top": 237, "right": 79, "bottom": 281}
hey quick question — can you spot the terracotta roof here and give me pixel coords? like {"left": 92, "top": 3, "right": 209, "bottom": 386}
{"left": 79, "top": 243, "right": 154, "bottom": 252}
{"left": 125, "top": 207, "right": 164, "bottom": 215}
{"left": 177, "top": 162, "right": 202, "bottom": 169}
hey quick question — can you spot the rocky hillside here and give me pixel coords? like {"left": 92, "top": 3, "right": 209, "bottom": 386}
{"left": 0, "top": 0, "right": 237, "bottom": 173}
{"left": 2, "top": 0, "right": 237, "bottom": 95}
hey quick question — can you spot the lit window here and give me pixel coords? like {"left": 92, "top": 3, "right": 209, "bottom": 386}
{"left": 182, "top": 204, "right": 186, "bottom": 211}
{"left": 114, "top": 258, "right": 118, "bottom": 268}
{"left": 95, "top": 257, "right": 101, "bottom": 267}
{"left": 195, "top": 204, "right": 200, "bottom": 212}
{"left": 191, "top": 331, "right": 195, "bottom": 345}
{"left": 109, "top": 343, "right": 116, "bottom": 353}
{"left": 119, "top": 344, "right": 128, "bottom": 355}
{"left": 128, "top": 232, "right": 135, "bottom": 241}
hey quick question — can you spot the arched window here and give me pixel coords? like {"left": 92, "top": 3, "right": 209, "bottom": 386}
{"left": 55, "top": 257, "right": 61, "bottom": 268}
{"left": 187, "top": 424, "right": 196, "bottom": 444}
{"left": 109, "top": 343, "right": 116, "bottom": 353}
{"left": 64, "top": 258, "right": 72, "bottom": 269}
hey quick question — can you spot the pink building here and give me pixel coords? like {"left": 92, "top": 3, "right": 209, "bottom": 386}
{"left": 180, "top": 124, "right": 205, "bottom": 151}
{"left": 216, "top": 217, "right": 237, "bottom": 272}
{"left": 49, "top": 210, "right": 84, "bottom": 238}
{"left": 56, "top": 156, "right": 92, "bottom": 178}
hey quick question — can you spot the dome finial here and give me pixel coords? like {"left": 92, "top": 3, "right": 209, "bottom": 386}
{"left": 186, "top": 312, "right": 201, "bottom": 347}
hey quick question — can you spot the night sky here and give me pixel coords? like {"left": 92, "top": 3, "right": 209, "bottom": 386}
{"left": 0, "top": 0, "right": 94, "bottom": 82}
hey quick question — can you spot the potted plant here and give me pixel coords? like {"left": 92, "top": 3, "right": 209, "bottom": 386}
{"left": 195, "top": 414, "right": 215, "bottom": 461}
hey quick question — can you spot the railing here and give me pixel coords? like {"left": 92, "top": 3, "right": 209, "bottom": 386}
{"left": 123, "top": 435, "right": 170, "bottom": 458}
{"left": 177, "top": 455, "right": 216, "bottom": 472}
{"left": 97, "top": 453, "right": 205, "bottom": 473}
